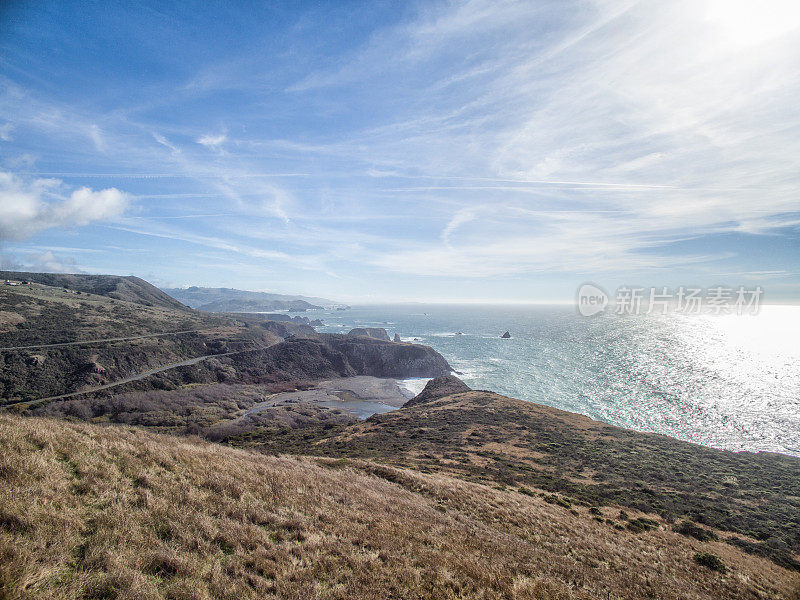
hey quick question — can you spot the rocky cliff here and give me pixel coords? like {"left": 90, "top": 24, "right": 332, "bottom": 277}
{"left": 324, "top": 334, "right": 451, "bottom": 378}
{"left": 258, "top": 320, "right": 318, "bottom": 339}
{"left": 347, "top": 327, "right": 391, "bottom": 341}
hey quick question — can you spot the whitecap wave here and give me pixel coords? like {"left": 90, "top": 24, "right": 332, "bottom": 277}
{"left": 397, "top": 377, "right": 431, "bottom": 397}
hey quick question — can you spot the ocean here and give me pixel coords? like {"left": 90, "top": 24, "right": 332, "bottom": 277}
{"left": 313, "top": 304, "right": 800, "bottom": 456}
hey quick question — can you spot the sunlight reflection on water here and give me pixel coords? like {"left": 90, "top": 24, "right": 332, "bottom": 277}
{"left": 317, "top": 305, "right": 800, "bottom": 455}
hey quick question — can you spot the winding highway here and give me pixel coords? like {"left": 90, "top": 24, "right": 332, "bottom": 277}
{"left": 6, "top": 346, "right": 267, "bottom": 408}
{"left": 0, "top": 328, "right": 218, "bottom": 351}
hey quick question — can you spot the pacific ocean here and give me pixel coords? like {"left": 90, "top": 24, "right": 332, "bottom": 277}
{"left": 314, "top": 303, "right": 800, "bottom": 456}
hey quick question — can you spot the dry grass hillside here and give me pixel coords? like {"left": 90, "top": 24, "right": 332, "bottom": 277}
{"left": 0, "top": 272, "right": 189, "bottom": 312}
{"left": 232, "top": 386, "right": 800, "bottom": 575}
{"left": 1, "top": 414, "right": 797, "bottom": 600}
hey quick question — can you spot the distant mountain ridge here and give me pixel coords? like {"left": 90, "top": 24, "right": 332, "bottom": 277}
{"left": 162, "top": 286, "right": 341, "bottom": 312}
{"left": 0, "top": 271, "right": 189, "bottom": 311}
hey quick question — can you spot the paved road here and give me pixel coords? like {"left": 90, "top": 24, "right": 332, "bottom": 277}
{"left": 10, "top": 347, "right": 265, "bottom": 407}
{"left": 0, "top": 328, "right": 217, "bottom": 351}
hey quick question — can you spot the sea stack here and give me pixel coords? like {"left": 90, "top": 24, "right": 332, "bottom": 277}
{"left": 500, "top": 331, "right": 511, "bottom": 338}
{"left": 393, "top": 333, "right": 401, "bottom": 342}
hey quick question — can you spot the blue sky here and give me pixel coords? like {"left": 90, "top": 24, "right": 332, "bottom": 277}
{"left": 1, "top": 0, "right": 799, "bottom": 302}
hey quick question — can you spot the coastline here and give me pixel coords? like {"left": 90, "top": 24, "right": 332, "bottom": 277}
{"left": 312, "top": 303, "right": 800, "bottom": 457}
{"left": 243, "top": 376, "right": 430, "bottom": 420}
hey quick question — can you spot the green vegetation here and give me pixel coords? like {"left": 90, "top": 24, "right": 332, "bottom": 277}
{"left": 626, "top": 517, "right": 659, "bottom": 533}
{"left": 694, "top": 552, "right": 727, "bottom": 573}
{"left": 675, "top": 520, "right": 718, "bottom": 542}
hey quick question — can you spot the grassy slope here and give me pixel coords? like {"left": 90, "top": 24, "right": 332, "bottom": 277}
{"left": 0, "top": 284, "right": 217, "bottom": 346}
{"left": 231, "top": 390, "right": 800, "bottom": 573}
{"left": 0, "top": 272, "right": 189, "bottom": 311}
{"left": 1, "top": 414, "right": 796, "bottom": 600}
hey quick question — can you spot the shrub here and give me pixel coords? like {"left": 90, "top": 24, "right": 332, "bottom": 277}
{"left": 675, "top": 520, "right": 718, "bottom": 542}
{"left": 627, "top": 518, "right": 659, "bottom": 533}
{"left": 543, "top": 494, "right": 571, "bottom": 509}
{"left": 694, "top": 552, "right": 727, "bottom": 573}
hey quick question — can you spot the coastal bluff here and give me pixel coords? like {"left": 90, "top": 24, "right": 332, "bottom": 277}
{"left": 323, "top": 334, "right": 451, "bottom": 378}
{"left": 403, "top": 374, "right": 471, "bottom": 407}
{"left": 347, "top": 327, "right": 391, "bottom": 341}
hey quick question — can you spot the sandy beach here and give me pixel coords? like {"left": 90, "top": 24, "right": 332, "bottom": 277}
{"left": 242, "top": 376, "right": 422, "bottom": 420}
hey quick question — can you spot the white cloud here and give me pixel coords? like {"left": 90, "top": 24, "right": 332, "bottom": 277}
{"left": 152, "top": 132, "right": 181, "bottom": 154}
{"left": 0, "top": 171, "right": 129, "bottom": 241}
{"left": 441, "top": 208, "right": 476, "bottom": 244}
{"left": 89, "top": 124, "right": 106, "bottom": 152}
{"left": 0, "top": 248, "right": 84, "bottom": 274}
{"left": 271, "top": 0, "right": 800, "bottom": 279}
{"left": 0, "top": 123, "right": 13, "bottom": 141}
{"left": 25, "top": 250, "right": 82, "bottom": 273}
{"left": 197, "top": 133, "right": 227, "bottom": 148}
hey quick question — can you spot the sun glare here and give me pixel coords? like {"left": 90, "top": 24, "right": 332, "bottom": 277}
{"left": 704, "top": 0, "right": 800, "bottom": 47}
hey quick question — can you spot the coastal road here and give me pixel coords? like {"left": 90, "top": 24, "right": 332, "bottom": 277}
{"left": 6, "top": 347, "right": 266, "bottom": 408}
{"left": 0, "top": 328, "right": 220, "bottom": 351}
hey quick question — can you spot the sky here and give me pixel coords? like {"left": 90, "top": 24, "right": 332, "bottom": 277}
{"left": 1, "top": 0, "right": 799, "bottom": 303}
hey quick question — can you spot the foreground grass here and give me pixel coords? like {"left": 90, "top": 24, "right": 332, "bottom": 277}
{"left": 1, "top": 415, "right": 796, "bottom": 599}
{"left": 245, "top": 390, "right": 800, "bottom": 572}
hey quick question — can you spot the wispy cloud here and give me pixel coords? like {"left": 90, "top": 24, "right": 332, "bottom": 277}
{"left": 88, "top": 124, "right": 106, "bottom": 152}
{"left": 197, "top": 132, "right": 227, "bottom": 148}
{"left": 1, "top": 0, "right": 798, "bottom": 298}
{"left": 152, "top": 132, "right": 181, "bottom": 154}
{"left": 0, "top": 122, "right": 13, "bottom": 141}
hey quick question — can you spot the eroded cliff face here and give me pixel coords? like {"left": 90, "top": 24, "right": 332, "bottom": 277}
{"left": 259, "top": 320, "right": 318, "bottom": 339}
{"left": 324, "top": 335, "right": 451, "bottom": 378}
{"left": 210, "top": 336, "right": 450, "bottom": 385}
{"left": 347, "top": 327, "right": 391, "bottom": 341}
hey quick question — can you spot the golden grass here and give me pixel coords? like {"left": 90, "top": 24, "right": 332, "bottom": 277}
{"left": 0, "top": 414, "right": 796, "bottom": 600}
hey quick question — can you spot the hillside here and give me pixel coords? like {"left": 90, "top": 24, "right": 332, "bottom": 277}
{"left": 2, "top": 275, "right": 799, "bottom": 597}
{"left": 162, "top": 287, "right": 335, "bottom": 312}
{"left": 0, "top": 280, "right": 449, "bottom": 408}
{"left": 1, "top": 413, "right": 796, "bottom": 600}
{"left": 0, "top": 282, "right": 262, "bottom": 402}
{"left": 229, "top": 377, "right": 800, "bottom": 575}
{"left": 1, "top": 271, "right": 189, "bottom": 311}
{"left": 23, "top": 336, "right": 451, "bottom": 442}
